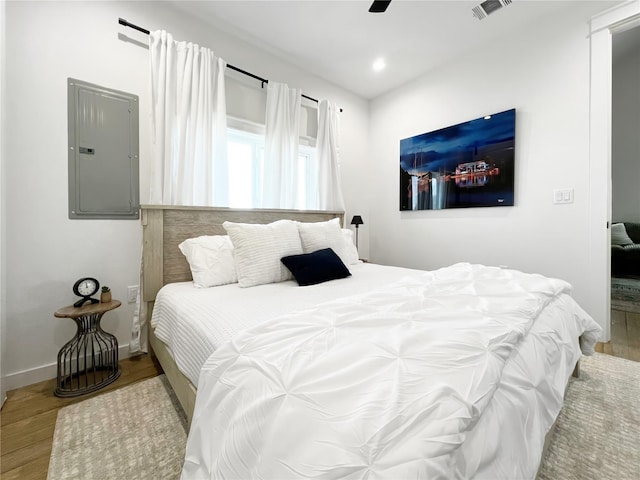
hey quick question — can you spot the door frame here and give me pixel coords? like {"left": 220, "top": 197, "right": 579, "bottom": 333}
{"left": 589, "top": 0, "right": 640, "bottom": 342}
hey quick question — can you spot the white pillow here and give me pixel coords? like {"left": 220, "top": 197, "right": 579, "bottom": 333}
{"left": 178, "top": 235, "right": 238, "bottom": 288}
{"left": 297, "top": 218, "right": 355, "bottom": 266}
{"left": 341, "top": 229, "right": 361, "bottom": 265}
{"left": 223, "top": 220, "right": 303, "bottom": 287}
{"left": 611, "top": 223, "right": 634, "bottom": 246}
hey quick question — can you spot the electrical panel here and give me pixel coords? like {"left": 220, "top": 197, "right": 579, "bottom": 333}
{"left": 68, "top": 78, "right": 139, "bottom": 219}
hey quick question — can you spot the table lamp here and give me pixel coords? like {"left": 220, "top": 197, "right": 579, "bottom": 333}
{"left": 350, "top": 215, "right": 364, "bottom": 248}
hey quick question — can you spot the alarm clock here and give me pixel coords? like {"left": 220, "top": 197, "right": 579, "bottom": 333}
{"left": 73, "top": 277, "right": 100, "bottom": 308}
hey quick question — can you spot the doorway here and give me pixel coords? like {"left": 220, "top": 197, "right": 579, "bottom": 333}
{"left": 607, "top": 24, "right": 640, "bottom": 361}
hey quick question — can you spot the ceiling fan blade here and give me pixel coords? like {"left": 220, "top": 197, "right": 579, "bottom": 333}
{"left": 369, "top": 0, "right": 392, "bottom": 13}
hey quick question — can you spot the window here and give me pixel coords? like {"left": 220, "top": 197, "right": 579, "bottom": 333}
{"left": 297, "top": 148, "right": 318, "bottom": 210}
{"left": 227, "top": 129, "right": 264, "bottom": 208}
{"left": 227, "top": 128, "right": 318, "bottom": 209}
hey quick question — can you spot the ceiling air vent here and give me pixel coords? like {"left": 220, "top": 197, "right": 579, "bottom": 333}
{"left": 473, "top": 0, "right": 513, "bottom": 20}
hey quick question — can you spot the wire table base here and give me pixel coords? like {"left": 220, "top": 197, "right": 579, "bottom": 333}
{"left": 54, "top": 301, "right": 121, "bottom": 397}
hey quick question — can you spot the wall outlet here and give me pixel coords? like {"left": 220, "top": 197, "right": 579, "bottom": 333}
{"left": 127, "top": 285, "right": 139, "bottom": 304}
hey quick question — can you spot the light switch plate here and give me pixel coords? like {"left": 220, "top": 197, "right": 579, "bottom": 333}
{"left": 553, "top": 188, "right": 574, "bottom": 204}
{"left": 127, "top": 285, "right": 139, "bottom": 304}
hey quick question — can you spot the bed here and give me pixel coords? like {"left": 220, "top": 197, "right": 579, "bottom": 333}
{"left": 141, "top": 206, "right": 346, "bottom": 418}
{"left": 141, "top": 205, "right": 602, "bottom": 479}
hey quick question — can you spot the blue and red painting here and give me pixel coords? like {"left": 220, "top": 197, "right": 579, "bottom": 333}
{"left": 400, "top": 109, "right": 515, "bottom": 210}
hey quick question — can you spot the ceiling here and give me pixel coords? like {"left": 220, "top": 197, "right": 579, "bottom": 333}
{"left": 169, "top": 1, "right": 626, "bottom": 99}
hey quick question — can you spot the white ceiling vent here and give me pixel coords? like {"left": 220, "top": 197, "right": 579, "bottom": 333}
{"left": 472, "top": 0, "right": 513, "bottom": 20}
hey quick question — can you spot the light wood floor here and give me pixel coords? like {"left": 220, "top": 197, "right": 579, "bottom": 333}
{"left": 0, "top": 354, "right": 162, "bottom": 480}
{"left": 595, "top": 308, "right": 640, "bottom": 362}
{"left": 1, "top": 310, "right": 638, "bottom": 480}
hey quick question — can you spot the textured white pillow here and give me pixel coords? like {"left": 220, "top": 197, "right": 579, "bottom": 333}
{"left": 223, "top": 220, "right": 303, "bottom": 287}
{"left": 341, "top": 229, "right": 361, "bottom": 265}
{"left": 297, "top": 218, "right": 354, "bottom": 266}
{"left": 611, "top": 223, "right": 634, "bottom": 246}
{"left": 178, "top": 235, "right": 238, "bottom": 288}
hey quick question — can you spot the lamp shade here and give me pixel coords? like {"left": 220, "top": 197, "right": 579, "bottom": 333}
{"left": 350, "top": 215, "right": 364, "bottom": 226}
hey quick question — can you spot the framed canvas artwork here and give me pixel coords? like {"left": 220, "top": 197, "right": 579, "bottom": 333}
{"left": 400, "top": 109, "right": 515, "bottom": 210}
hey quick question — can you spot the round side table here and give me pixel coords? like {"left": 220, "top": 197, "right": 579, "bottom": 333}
{"left": 54, "top": 300, "right": 122, "bottom": 397}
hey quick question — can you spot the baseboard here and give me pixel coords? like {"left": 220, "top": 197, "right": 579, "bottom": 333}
{"left": 4, "top": 344, "right": 134, "bottom": 392}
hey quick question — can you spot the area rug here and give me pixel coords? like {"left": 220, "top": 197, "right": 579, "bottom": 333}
{"left": 611, "top": 276, "right": 640, "bottom": 313}
{"left": 47, "top": 375, "right": 187, "bottom": 480}
{"left": 537, "top": 353, "right": 640, "bottom": 480}
{"left": 48, "top": 355, "right": 639, "bottom": 479}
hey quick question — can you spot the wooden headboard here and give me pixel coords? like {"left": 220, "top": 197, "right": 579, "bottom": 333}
{"left": 140, "top": 205, "right": 345, "bottom": 302}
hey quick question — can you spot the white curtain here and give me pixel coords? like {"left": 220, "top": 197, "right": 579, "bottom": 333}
{"left": 262, "top": 82, "right": 301, "bottom": 209}
{"left": 149, "top": 30, "right": 228, "bottom": 206}
{"left": 317, "top": 100, "right": 345, "bottom": 211}
{"left": 129, "top": 245, "right": 147, "bottom": 354}
{"left": 133, "top": 31, "right": 227, "bottom": 355}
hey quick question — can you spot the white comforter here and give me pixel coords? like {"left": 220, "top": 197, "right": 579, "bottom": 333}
{"left": 181, "top": 263, "right": 601, "bottom": 479}
{"left": 152, "top": 262, "right": 426, "bottom": 385}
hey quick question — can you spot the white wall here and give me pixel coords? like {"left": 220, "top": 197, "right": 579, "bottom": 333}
{"left": 3, "top": 0, "right": 368, "bottom": 389}
{"left": 612, "top": 29, "right": 640, "bottom": 222}
{"left": 368, "top": 6, "right": 603, "bottom": 328}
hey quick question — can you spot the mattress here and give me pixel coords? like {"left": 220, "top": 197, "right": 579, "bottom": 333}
{"left": 152, "top": 262, "right": 601, "bottom": 479}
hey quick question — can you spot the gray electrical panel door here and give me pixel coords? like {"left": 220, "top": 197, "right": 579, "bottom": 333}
{"left": 68, "top": 78, "right": 139, "bottom": 219}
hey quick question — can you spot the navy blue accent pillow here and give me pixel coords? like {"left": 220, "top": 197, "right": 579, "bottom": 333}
{"left": 281, "top": 248, "right": 351, "bottom": 286}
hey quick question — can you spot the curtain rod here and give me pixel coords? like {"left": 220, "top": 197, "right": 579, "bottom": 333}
{"left": 118, "top": 18, "right": 342, "bottom": 111}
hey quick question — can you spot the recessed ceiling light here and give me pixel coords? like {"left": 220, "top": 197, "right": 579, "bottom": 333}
{"left": 372, "top": 58, "right": 386, "bottom": 72}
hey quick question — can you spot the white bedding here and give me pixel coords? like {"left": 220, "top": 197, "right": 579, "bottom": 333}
{"left": 174, "top": 263, "right": 601, "bottom": 479}
{"left": 151, "top": 262, "right": 420, "bottom": 385}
